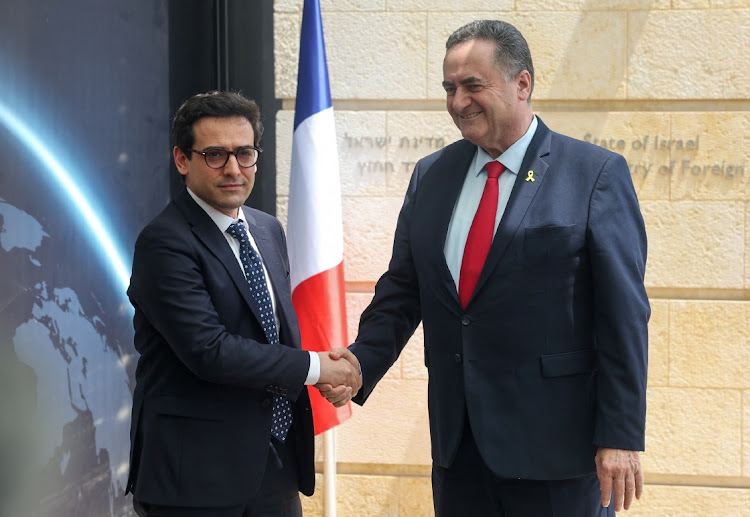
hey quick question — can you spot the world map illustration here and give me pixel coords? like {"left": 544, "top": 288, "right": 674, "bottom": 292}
{"left": 0, "top": 197, "right": 134, "bottom": 517}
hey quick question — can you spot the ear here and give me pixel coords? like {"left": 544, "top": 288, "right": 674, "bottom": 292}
{"left": 173, "top": 146, "right": 189, "bottom": 177}
{"left": 517, "top": 70, "right": 532, "bottom": 102}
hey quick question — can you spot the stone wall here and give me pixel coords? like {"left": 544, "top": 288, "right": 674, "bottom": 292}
{"left": 274, "top": 1, "right": 750, "bottom": 515}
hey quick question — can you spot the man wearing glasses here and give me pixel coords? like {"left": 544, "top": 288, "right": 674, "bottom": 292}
{"left": 125, "top": 91, "right": 360, "bottom": 517}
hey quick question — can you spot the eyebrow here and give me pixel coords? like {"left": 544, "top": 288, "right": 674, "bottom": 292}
{"left": 442, "top": 76, "right": 484, "bottom": 88}
{"left": 200, "top": 145, "right": 253, "bottom": 151}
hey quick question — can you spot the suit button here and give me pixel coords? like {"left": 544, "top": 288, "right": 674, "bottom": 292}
{"left": 461, "top": 315, "right": 471, "bottom": 326}
{"left": 261, "top": 398, "right": 272, "bottom": 408}
{"left": 455, "top": 354, "right": 462, "bottom": 364}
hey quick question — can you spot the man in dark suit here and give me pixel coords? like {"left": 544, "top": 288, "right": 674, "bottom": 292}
{"left": 321, "top": 20, "right": 649, "bottom": 516}
{"left": 126, "top": 91, "right": 360, "bottom": 517}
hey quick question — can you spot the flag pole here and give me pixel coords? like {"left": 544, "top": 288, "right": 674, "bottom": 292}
{"left": 324, "top": 428, "right": 337, "bottom": 517}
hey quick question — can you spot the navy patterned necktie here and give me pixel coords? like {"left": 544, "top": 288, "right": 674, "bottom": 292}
{"left": 227, "top": 220, "right": 293, "bottom": 442}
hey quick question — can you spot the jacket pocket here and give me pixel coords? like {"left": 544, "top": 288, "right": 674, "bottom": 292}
{"left": 524, "top": 225, "right": 579, "bottom": 271}
{"left": 540, "top": 349, "right": 595, "bottom": 378}
{"left": 149, "top": 395, "right": 228, "bottom": 421}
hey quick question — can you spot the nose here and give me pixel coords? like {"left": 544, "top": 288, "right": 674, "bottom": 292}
{"left": 222, "top": 153, "right": 242, "bottom": 175}
{"left": 451, "top": 89, "right": 472, "bottom": 113}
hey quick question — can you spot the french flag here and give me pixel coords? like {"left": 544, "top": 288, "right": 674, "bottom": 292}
{"left": 287, "top": 0, "right": 351, "bottom": 435}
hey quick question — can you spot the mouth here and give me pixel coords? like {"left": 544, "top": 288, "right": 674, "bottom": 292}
{"left": 458, "top": 111, "right": 481, "bottom": 120}
{"left": 218, "top": 183, "right": 246, "bottom": 190}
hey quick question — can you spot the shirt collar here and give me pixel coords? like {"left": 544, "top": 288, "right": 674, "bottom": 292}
{"left": 471, "top": 115, "right": 538, "bottom": 176}
{"left": 186, "top": 187, "right": 247, "bottom": 232}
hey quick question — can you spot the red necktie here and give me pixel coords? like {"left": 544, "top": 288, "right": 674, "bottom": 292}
{"left": 458, "top": 161, "right": 505, "bottom": 308}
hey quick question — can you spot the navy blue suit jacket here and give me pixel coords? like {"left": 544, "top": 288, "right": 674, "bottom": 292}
{"left": 126, "top": 188, "right": 314, "bottom": 506}
{"left": 351, "top": 118, "right": 649, "bottom": 480}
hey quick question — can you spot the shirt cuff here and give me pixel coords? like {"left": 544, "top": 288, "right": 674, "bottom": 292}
{"left": 305, "top": 351, "right": 320, "bottom": 385}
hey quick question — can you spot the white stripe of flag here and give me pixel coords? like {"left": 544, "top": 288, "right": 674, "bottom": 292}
{"left": 287, "top": 0, "right": 351, "bottom": 435}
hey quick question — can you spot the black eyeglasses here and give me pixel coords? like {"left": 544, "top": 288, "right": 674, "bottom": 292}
{"left": 188, "top": 146, "right": 262, "bottom": 169}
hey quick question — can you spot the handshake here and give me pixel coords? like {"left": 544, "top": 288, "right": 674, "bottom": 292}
{"left": 314, "top": 348, "right": 361, "bottom": 407}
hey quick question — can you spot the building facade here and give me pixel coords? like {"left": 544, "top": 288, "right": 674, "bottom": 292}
{"left": 275, "top": 1, "right": 750, "bottom": 515}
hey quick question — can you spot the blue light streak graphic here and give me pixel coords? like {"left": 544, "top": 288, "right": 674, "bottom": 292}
{"left": 0, "top": 99, "right": 131, "bottom": 294}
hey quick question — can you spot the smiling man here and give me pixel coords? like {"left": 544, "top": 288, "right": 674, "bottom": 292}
{"left": 320, "top": 19, "right": 650, "bottom": 516}
{"left": 125, "top": 91, "right": 360, "bottom": 517}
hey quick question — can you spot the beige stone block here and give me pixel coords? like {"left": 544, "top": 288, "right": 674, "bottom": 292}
{"left": 276, "top": 12, "right": 428, "bottom": 100}
{"left": 640, "top": 201, "right": 745, "bottom": 289}
{"left": 337, "top": 475, "right": 400, "bottom": 516}
{"left": 643, "top": 387, "right": 741, "bottom": 476}
{"left": 384, "top": 111, "right": 462, "bottom": 196}
{"left": 519, "top": 0, "right": 671, "bottom": 7}
{"left": 628, "top": 11, "right": 750, "bottom": 99}
{"left": 320, "top": 0, "right": 386, "bottom": 11}
{"left": 669, "top": 300, "right": 750, "bottom": 388}
{"left": 647, "top": 299, "right": 668, "bottom": 387}
{"left": 276, "top": 110, "right": 293, "bottom": 197}
{"left": 428, "top": 12, "right": 628, "bottom": 100}
{"left": 274, "top": 0, "right": 300, "bottom": 13}
{"left": 747, "top": 204, "right": 750, "bottom": 289}
{"left": 336, "top": 112, "right": 390, "bottom": 197}
{"left": 345, "top": 293, "right": 370, "bottom": 343}
{"left": 305, "top": 473, "right": 435, "bottom": 517}
{"left": 744, "top": 390, "right": 750, "bottom": 477}
{"left": 277, "top": 110, "right": 391, "bottom": 198}
{"left": 621, "top": 484, "right": 750, "bottom": 517}
{"left": 337, "top": 379, "right": 431, "bottom": 465}
{"left": 398, "top": 476, "right": 434, "bottom": 516}
{"left": 537, "top": 111, "right": 672, "bottom": 200}
{"left": 341, "top": 196, "right": 403, "bottom": 282}
{"left": 274, "top": 13, "right": 301, "bottom": 97}
{"left": 300, "top": 473, "right": 324, "bottom": 516}
{"left": 277, "top": 196, "right": 288, "bottom": 228}
{"left": 669, "top": 113, "right": 750, "bottom": 201}
{"left": 279, "top": 110, "right": 460, "bottom": 200}
{"left": 672, "top": 0, "right": 711, "bottom": 8}
{"left": 389, "top": 0, "right": 512, "bottom": 10}
{"left": 346, "top": 292, "right": 403, "bottom": 380}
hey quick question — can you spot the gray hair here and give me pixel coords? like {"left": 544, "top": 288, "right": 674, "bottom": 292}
{"left": 446, "top": 20, "right": 534, "bottom": 100}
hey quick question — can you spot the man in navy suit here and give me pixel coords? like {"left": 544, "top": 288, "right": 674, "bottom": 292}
{"left": 321, "top": 20, "right": 649, "bottom": 516}
{"left": 126, "top": 91, "right": 361, "bottom": 517}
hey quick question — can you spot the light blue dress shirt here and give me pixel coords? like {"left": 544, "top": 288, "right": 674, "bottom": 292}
{"left": 444, "top": 116, "right": 539, "bottom": 289}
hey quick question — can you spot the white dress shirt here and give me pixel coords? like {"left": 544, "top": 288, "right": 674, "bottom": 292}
{"left": 187, "top": 188, "right": 320, "bottom": 384}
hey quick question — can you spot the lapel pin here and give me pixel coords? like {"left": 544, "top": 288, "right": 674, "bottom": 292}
{"left": 525, "top": 170, "right": 535, "bottom": 182}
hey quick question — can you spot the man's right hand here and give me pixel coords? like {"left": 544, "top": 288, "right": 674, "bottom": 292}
{"left": 315, "top": 348, "right": 362, "bottom": 407}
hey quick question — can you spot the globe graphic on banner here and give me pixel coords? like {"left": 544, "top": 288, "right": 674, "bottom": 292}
{"left": 0, "top": 197, "right": 132, "bottom": 516}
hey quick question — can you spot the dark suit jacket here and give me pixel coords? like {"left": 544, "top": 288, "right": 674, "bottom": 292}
{"left": 351, "top": 118, "right": 649, "bottom": 480}
{"left": 125, "top": 188, "right": 315, "bottom": 507}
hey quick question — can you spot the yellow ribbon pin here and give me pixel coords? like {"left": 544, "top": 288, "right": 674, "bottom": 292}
{"left": 526, "top": 170, "right": 535, "bottom": 182}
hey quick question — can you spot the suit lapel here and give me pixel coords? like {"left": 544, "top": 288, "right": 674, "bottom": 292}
{"left": 174, "top": 189, "right": 266, "bottom": 325}
{"left": 424, "top": 141, "right": 476, "bottom": 305}
{"left": 470, "top": 119, "right": 552, "bottom": 301}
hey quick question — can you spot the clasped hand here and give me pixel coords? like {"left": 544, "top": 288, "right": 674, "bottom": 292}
{"left": 314, "top": 348, "right": 361, "bottom": 407}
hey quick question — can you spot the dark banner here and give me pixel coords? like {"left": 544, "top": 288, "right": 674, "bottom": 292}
{"left": 0, "top": 2, "right": 169, "bottom": 515}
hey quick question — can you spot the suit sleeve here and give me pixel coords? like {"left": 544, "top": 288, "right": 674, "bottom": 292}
{"left": 350, "top": 165, "right": 424, "bottom": 404}
{"left": 588, "top": 153, "right": 650, "bottom": 450}
{"left": 128, "top": 222, "right": 310, "bottom": 398}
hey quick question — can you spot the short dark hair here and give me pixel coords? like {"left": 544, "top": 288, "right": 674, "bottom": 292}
{"left": 171, "top": 91, "right": 264, "bottom": 158}
{"left": 446, "top": 20, "right": 535, "bottom": 100}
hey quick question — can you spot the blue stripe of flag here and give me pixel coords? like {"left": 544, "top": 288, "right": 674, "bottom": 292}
{"left": 293, "top": 0, "right": 332, "bottom": 131}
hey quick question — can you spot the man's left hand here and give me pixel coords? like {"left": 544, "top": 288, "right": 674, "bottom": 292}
{"left": 595, "top": 448, "right": 643, "bottom": 511}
